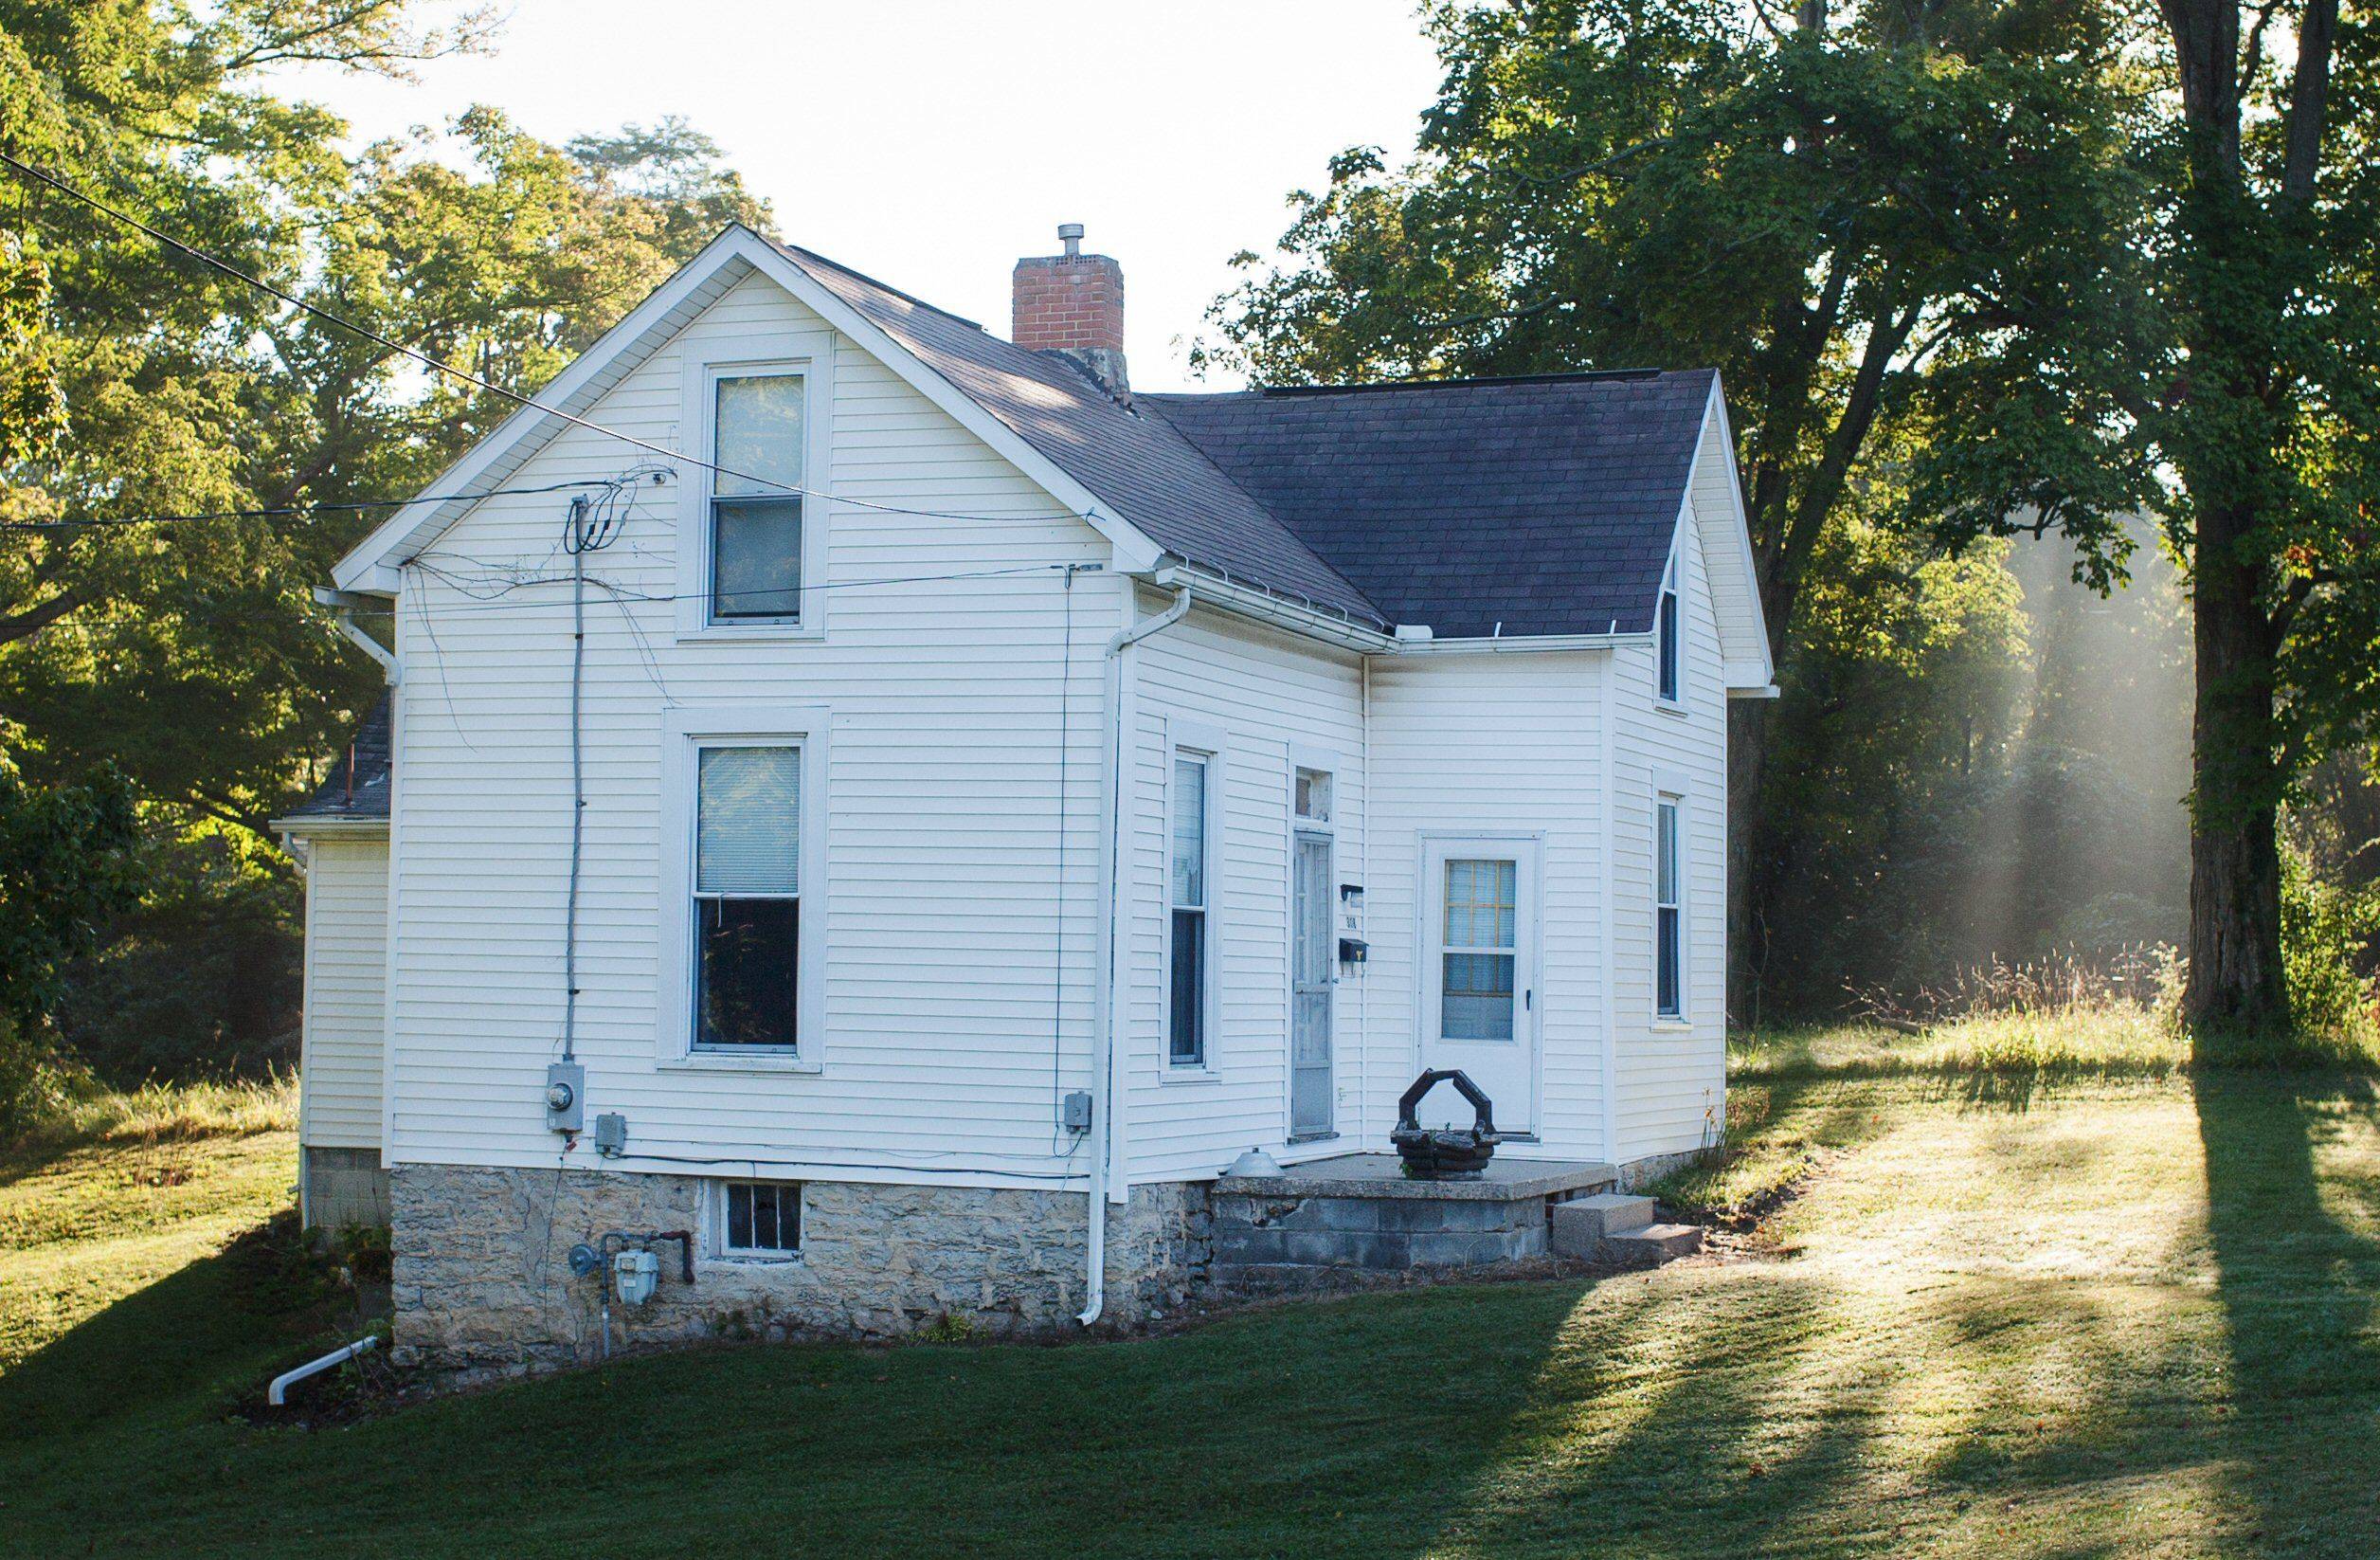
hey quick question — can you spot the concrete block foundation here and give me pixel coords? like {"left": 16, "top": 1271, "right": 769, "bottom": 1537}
{"left": 301, "top": 1145, "right": 391, "bottom": 1231}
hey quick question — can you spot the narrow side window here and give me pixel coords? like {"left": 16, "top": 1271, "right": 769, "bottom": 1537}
{"left": 1656, "top": 553, "right": 1682, "bottom": 704}
{"left": 1655, "top": 797, "right": 1684, "bottom": 1019}
{"left": 1168, "top": 751, "right": 1212, "bottom": 1066}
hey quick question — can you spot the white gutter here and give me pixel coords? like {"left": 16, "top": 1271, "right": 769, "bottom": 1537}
{"left": 312, "top": 587, "right": 399, "bottom": 683}
{"left": 1149, "top": 566, "right": 1391, "bottom": 653}
{"left": 1079, "top": 581, "right": 1192, "bottom": 1327}
{"left": 267, "top": 1333, "right": 379, "bottom": 1406}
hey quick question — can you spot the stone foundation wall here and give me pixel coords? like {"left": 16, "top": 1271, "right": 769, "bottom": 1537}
{"left": 1613, "top": 1145, "right": 1713, "bottom": 1191}
{"left": 389, "top": 1164, "right": 1209, "bottom": 1379}
{"left": 301, "top": 1145, "right": 390, "bottom": 1231}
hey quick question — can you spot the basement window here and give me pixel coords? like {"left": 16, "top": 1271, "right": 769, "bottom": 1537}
{"left": 717, "top": 1180, "right": 802, "bottom": 1259}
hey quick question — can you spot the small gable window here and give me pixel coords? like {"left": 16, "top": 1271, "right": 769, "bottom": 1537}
{"left": 710, "top": 372, "right": 806, "bottom": 623}
{"left": 1656, "top": 553, "right": 1682, "bottom": 705}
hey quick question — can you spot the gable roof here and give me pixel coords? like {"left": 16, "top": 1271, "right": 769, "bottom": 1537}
{"left": 274, "top": 696, "right": 390, "bottom": 827}
{"left": 767, "top": 243, "right": 1382, "bottom": 626}
{"left": 333, "top": 226, "right": 1763, "bottom": 667}
{"left": 1142, "top": 371, "right": 1716, "bottom": 641}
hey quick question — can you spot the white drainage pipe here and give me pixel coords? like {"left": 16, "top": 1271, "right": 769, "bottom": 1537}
{"left": 268, "top": 1334, "right": 379, "bottom": 1406}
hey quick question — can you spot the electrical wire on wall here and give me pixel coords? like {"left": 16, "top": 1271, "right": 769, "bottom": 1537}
{"left": 555, "top": 467, "right": 669, "bottom": 1063}
{"left": 1048, "top": 563, "right": 1084, "bottom": 1157}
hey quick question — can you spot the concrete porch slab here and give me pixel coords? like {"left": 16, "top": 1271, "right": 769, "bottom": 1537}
{"left": 1216, "top": 1152, "right": 1617, "bottom": 1202}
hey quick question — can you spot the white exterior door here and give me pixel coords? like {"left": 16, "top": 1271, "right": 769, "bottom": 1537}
{"left": 1289, "top": 829, "right": 1335, "bottom": 1137}
{"left": 1419, "top": 836, "right": 1539, "bottom": 1134}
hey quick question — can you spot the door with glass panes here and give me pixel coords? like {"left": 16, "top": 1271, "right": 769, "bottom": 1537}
{"left": 1289, "top": 829, "right": 1334, "bottom": 1136}
{"left": 1418, "top": 836, "right": 1539, "bottom": 1134}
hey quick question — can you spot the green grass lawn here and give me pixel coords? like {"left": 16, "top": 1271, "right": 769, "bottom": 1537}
{"left": 4, "top": 1038, "right": 2377, "bottom": 1558}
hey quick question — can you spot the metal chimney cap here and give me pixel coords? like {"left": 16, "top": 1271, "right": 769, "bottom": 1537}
{"left": 1057, "top": 222, "right": 1084, "bottom": 257}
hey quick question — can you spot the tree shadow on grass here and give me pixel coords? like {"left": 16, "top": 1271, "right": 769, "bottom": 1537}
{"left": 2192, "top": 1068, "right": 2380, "bottom": 1551}
{"left": 0, "top": 1215, "right": 333, "bottom": 1447}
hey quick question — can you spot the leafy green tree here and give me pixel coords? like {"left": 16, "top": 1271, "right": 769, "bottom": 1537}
{"left": 1918, "top": 0, "right": 2380, "bottom": 1038}
{"left": 0, "top": 3, "right": 769, "bottom": 1073}
{"left": 1204, "top": 0, "right": 2154, "bottom": 1012}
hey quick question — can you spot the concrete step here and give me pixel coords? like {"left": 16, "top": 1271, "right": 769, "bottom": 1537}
{"left": 1547, "top": 1192, "right": 1658, "bottom": 1256}
{"left": 1604, "top": 1222, "right": 1704, "bottom": 1265}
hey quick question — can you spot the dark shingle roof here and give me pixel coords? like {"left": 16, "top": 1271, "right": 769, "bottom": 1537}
{"left": 772, "top": 243, "right": 1383, "bottom": 626}
{"left": 1142, "top": 371, "right": 1716, "bottom": 640}
{"left": 282, "top": 696, "right": 390, "bottom": 823}
{"left": 777, "top": 239, "right": 1721, "bottom": 639}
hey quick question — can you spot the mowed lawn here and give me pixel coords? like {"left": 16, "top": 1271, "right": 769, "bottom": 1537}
{"left": 4, "top": 1044, "right": 2377, "bottom": 1558}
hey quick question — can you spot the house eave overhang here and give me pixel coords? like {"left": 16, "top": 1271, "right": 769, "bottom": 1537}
{"left": 331, "top": 225, "right": 1167, "bottom": 592}
{"left": 1689, "top": 376, "right": 1776, "bottom": 692}
{"left": 268, "top": 815, "right": 390, "bottom": 840}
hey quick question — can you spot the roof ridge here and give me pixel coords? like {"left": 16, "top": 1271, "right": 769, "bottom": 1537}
{"left": 1143, "top": 368, "right": 1704, "bottom": 402}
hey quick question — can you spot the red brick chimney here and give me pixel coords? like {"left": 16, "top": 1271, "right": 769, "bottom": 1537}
{"left": 1013, "top": 222, "right": 1127, "bottom": 402}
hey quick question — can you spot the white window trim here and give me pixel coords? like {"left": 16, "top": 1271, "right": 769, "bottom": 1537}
{"left": 1284, "top": 747, "right": 1341, "bottom": 1142}
{"left": 1654, "top": 788, "right": 1687, "bottom": 1026}
{"left": 1162, "top": 718, "right": 1225, "bottom": 1079}
{"left": 657, "top": 704, "right": 830, "bottom": 1072}
{"left": 1655, "top": 548, "right": 1686, "bottom": 713}
{"left": 675, "top": 330, "right": 835, "bottom": 644}
{"left": 711, "top": 1178, "right": 804, "bottom": 1262}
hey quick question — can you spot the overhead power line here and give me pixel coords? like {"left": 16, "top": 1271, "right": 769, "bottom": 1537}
{"left": 0, "top": 151, "right": 1092, "bottom": 531}
{"left": 0, "top": 475, "right": 669, "bottom": 533}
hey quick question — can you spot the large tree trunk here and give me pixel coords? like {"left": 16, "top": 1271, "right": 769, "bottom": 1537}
{"left": 2183, "top": 507, "right": 2289, "bottom": 1035}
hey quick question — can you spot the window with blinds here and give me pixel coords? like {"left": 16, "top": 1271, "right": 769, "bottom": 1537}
{"left": 711, "top": 372, "right": 805, "bottom": 622}
{"left": 1441, "top": 858, "right": 1518, "bottom": 1041}
{"left": 694, "top": 743, "right": 802, "bottom": 1050}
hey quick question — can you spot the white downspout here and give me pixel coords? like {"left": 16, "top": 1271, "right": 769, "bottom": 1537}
{"left": 1079, "top": 582, "right": 1192, "bottom": 1327}
{"left": 267, "top": 1333, "right": 379, "bottom": 1406}
{"left": 312, "top": 587, "right": 399, "bottom": 684}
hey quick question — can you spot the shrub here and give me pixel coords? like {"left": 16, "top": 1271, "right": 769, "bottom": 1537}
{"left": 2281, "top": 841, "right": 2380, "bottom": 1046}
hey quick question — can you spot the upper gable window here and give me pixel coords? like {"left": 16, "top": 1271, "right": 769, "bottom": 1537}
{"left": 710, "top": 372, "right": 806, "bottom": 624}
{"left": 1656, "top": 552, "right": 1682, "bottom": 706}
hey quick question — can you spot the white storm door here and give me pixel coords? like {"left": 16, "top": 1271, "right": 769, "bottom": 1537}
{"left": 1289, "top": 830, "right": 1335, "bottom": 1137}
{"left": 1419, "top": 837, "right": 1539, "bottom": 1134}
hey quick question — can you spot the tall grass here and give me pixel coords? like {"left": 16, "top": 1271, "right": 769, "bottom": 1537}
{"left": 3, "top": 1069, "right": 296, "bottom": 1162}
{"left": 1738, "top": 944, "right": 2380, "bottom": 1081}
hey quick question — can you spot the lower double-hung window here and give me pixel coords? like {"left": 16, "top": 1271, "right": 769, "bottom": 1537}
{"left": 694, "top": 743, "right": 802, "bottom": 1050}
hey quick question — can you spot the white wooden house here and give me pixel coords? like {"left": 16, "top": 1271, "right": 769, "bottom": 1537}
{"left": 274, "top": 224, "right": 1773, "bottom": 1370}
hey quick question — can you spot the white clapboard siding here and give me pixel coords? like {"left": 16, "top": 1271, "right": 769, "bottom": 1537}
{"left": 1365, "top": 651, "right": 1610, "bottom": 1163}
{"left": 388, "top": 272, "right": 1112, "bottom": 1180}
{"left": 299, "top": 838, "right": 388, "bottom": 1151}
{"left": 1609, "top": 497, "right": 1731, "bottom": 1163}
{"left": 1121, "top": 601, "right": 1368, "bottom": 1182}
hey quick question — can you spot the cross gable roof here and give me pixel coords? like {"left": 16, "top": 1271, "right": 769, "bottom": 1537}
{"left": 332, "top": 226, "right": 1767, "bottom": 680}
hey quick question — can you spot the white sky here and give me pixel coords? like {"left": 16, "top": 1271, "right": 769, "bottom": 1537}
{"left": 271, "top": 1, "right": 1444, "bottom": 391}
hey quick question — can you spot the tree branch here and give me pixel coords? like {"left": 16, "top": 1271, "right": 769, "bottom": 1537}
{"left": 0, "top": 587, "right": 92, "bottom": 645}
{"left": 2281, "top": 0, "right": 2340, "bottom": 205}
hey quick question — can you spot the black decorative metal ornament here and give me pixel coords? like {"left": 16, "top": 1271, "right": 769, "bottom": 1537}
{"left": 1391, "top": 1068, "right": 1501, "bottom": 1179}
